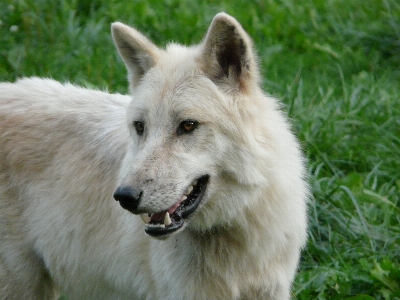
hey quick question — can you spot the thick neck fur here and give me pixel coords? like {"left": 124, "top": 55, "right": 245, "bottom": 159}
{"left": 151, "top": 196, "right": 281, "bottom": 300}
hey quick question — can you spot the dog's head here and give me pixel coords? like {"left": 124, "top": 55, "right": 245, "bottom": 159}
{"left": 112, "top": 13, "right": 269, "bottom": 238}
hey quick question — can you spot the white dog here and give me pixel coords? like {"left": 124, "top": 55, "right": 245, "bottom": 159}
{"left": 0, "top": 13, "right": 308, "bottom": 300}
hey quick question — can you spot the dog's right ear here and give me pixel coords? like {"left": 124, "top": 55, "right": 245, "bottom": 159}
{"left": 112, "top": 22, "right": 160, "bottom": 89}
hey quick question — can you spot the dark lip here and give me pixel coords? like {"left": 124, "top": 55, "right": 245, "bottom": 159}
{"left": 145, "top": 174, "right": 209, "bottom": 237}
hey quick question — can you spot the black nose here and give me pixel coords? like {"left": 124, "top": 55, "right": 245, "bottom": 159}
{"left": 113, "top": 186, "right": 142, "bottom": 213}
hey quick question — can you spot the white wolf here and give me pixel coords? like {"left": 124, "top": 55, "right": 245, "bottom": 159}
{"left": 0, "top": 13, "right": 308, "bottom": 300}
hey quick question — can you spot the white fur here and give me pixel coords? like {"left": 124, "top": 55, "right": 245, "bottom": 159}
{"left": 0, "top": 13, "right": 308, "bottom": 300}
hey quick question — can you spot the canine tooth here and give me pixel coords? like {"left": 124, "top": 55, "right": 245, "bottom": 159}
{"left": 164, "top": 212, "right": 172, "bottom": 226}
{"left": 181, "top": 195, "right": 187, "bottom": 201}
{"left": 192, "top": 180, "right": 198, "bottom": 186}
{"left": 140, "top": 214, "right": 151, "bottom": 224}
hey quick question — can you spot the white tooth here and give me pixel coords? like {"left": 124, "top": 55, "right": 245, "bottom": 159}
{"left": 192, "top": 180, "right": 198, "bottom": 186}
{"left": 140, "top": 214, "right": 151, "bottom": 224}
{"left": 187, "top": 185, "right": 193, "bottom": 194}
{"left": 164, "top": 212, "right": 172, "bottom": 226}
{"left": 145, "top": 224, "right": 165, "bottom": 229}
{"left": 181, "top": 195, "right": 187, "bottom": 201}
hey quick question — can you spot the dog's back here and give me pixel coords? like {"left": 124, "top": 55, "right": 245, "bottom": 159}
{"left": 0, "top": 78, "right": 131, "bottom": 299}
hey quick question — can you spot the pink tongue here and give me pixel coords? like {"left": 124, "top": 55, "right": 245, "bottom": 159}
{"left": 151, "top": 212, "right": 166, "bottom": 222}
{"left": 168, "top": 199, "right": 184, "bottom": 214}
{"left": 150, "top": 200, "right": 182, "bottom": 222}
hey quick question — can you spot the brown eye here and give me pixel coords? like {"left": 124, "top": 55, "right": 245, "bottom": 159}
{"left": 133, "top": 121, "right": 144, "bottom": 135}
{"left": 177, "top": 120, "right": 198, "bottom": 135}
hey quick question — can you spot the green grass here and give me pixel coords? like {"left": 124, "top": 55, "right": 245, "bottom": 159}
{"left": 1, "top": 0, "right": 399, "bottom": 299}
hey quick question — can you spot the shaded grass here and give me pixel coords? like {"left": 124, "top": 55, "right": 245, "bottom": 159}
{"left": 1, "top": 0, "right": 399, "bottom": 298}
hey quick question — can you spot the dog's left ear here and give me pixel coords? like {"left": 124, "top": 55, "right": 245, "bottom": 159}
{"left": 199, "top": 13, "right": 259, "bottom": 91}
{"left": 112, "top": 22, "right": 161, "bottom": 89}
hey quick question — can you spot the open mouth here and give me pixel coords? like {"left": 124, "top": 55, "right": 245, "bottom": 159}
{"left": 141, "top": 175, "right": 209, "bottom": 237}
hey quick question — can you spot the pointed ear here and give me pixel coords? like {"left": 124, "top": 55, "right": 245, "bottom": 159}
{"left": 199, "top": 13, "right": 259, "bottom": 91}
{"left": 111, "top": 22, "right": 160, "bottom": 89}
